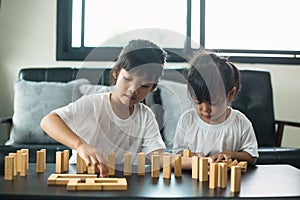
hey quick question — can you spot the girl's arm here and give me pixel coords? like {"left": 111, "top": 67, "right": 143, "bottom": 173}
{"left": 210, "top": 150, "right": 257, "bottom": 165}
{"left": 173, "top": 152, "right": 205, "bottom": 170}
{"left": 40, "top": 112, "right": 108, "bottom": 176}
{"left": 148, "top": 149, "right": 168, "bottom": 167}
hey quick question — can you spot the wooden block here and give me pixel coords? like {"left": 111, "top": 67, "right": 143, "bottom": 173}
{"left": 108, "top": 152, "right": 116, "bottom": 176}
{"left": 40, "top": 149, "right": 46, "bottom": 170}
{"left": 63, "top": 150, "right": 69, "bottom": 172}
{"left": 87, "top": 165, "right": 96, "bottom": 174}
{"left": 230, "top": 165, "right": 242, "bottom": 193}
{"left": 4, "top": 156, "right": 14, "bottom": 180}
{"left": 36, "top": 150, "right": 45, "bottom": 173}
{"left": 218, "top": 163, "right": 227, "bottom": 188}
{"left": 8, "top": 153, "right": 17, "bottom": 176}
{"left": 209, "top": 163, "right": 218, "bottom": 189}
{"left": 238, "top": 161, "right": 248, "bottom": 172}
{"left": 47, "top": 174, "right": 97, "bottom": 185}
{"left": 174, "top": 155, "right": 182, "bottom": 177}
{"left": 199, "top": 157, "right": 208, "bottom": 182}
{"left": 137, "top": 152, "right": 145, "bottom": 176}
{"left": 20, "top": 153, "right": 27, "bottom": 176}
{"left": 101, "top": 178, "right": 127, "bottom": 190}
{"left": 56, "top": 151, "right": 63, "bottom": 173}
{"left": 123, "top": 152, "right": 132, "bottom": 176}
{"left": 183, "top": 149, "right": 191, "bottom": 157}
{"left": 76, "top": 153, "right": 86, "bottom": 174}
{"left": 66, "top": 178, "right": 127, "bottom": 191}
{"left": 16, "top": 150, "right": 22, "bottom": 173}
{"left": 163, "top": 155, "right": 171, "bottom": 179}
{"left": 228, "top": 159, "right": 238, "bottom": 171}
{"left": 21, "top": 149, "right": 29, "bottom": 170}
{"left": 151, "top": 154, "right": 160, "bottom": 178}
{"left": 67, "top": 179, "right": 79, "bottom": 190}
{"left": 192, "top": 156, "right": 199, "bottom": 179}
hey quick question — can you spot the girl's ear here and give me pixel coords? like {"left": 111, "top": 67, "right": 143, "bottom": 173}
{"left": 228, "top": 87, "right": 237, "bottom": 102}
{"left": 112, "top": 70, "right": 119, "bottom": 80}
{"left": 150, "top": 83, "right": 158, "bottom": 92}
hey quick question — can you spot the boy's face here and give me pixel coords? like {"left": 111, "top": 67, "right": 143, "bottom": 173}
{"left": 113, "top": 68, "right": 155, "bottom": 107}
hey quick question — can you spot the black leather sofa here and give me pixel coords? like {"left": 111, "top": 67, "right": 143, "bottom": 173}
{"left": 1, "top": 67, "right": 300, "bottom": 173}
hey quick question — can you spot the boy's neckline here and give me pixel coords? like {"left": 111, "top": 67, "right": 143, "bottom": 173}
{"left": 109, "top": 93, "right": 135, "bottom": 120}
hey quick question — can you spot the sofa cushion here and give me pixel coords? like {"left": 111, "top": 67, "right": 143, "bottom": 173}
{"left": 5, "top": 79, "right": 89, "bottom": 145}
{"left": 158, "top": 80, "right": 193, "bottom": 149}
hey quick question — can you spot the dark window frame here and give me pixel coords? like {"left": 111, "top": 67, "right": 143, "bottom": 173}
{"left": 57, "top": 0, "right": 300, "bottom": 64}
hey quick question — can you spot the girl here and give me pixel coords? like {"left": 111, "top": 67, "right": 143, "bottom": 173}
{"left": 173, "top": 51, "right": 258, "bottom": 169}
{"left": 41, "top": 39, "right": 167, "bottom": 176}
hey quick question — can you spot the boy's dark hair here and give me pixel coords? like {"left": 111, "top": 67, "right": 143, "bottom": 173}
{"left": 187, "top": 51, "right": 240, "bottom": 104}
{"left": 110, "top": 39, "right": 167, "bottom": 88}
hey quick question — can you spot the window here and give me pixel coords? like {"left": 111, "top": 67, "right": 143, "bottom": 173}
{"left": 57, "top": 0, "right": 300, "bottom": 64}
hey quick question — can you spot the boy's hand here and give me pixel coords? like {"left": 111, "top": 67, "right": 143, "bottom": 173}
{"left": 76, "top": 140, "right": 108, "bottom": 177}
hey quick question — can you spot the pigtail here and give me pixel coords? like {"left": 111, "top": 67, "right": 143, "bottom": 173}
{"left": 227, "top": 62, "right": 241, "bottom": 95}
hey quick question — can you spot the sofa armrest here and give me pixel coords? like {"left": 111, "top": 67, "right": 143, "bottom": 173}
{"left": 0, "top": 116, "right": 12, "bottom": 138}
{"left": 276, "top": 120, "right": 300, "bottom": 147}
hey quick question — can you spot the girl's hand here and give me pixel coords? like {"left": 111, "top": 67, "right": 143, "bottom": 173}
{"left": 76, "top": 140, "right": 108, "bottom": 177}
{"left": 191, "top": 152, "right": 205, "bottom": 157}
{"left": 209, "top": 152, "right": 232, "bottom": 163}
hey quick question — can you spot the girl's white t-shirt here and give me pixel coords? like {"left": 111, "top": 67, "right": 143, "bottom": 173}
{"left": 173, "top": 107, "right": 259, "bottom": 158}
{"left": 53, "top": 93, "right": 166, "bottom": 164}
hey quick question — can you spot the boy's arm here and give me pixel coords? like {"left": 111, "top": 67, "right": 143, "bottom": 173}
{"left": 40, "top": 112, "right": 82, "bottom": 150}
{"left": 40, "top": 112, "right": 108, "bottom": 176}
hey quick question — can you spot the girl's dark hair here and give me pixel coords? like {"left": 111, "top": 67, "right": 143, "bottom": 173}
{"left": 187, "top": 51, "right": 240, "bottom": 103}
{"left": 110, "top": 39, "right": 167, "bottom": 88}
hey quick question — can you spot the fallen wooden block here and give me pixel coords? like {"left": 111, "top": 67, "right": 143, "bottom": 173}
{"left": 228, "top": 159, "right": 238, "bottom": 171}
{"left": 238, "top": 161, "right": 248, "bottom": 172}
{"left": 47, "top": 174, "right": 97, "bottom": 185}
{"left": 67, "top": 178, "right": 127, "bottom": 191}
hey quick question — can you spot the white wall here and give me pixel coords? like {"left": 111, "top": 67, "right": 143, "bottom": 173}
{"left": 0, "top": 0, "right": 300, "bottom": 147}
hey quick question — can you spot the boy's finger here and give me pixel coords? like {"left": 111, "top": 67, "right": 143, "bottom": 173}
{"left": 98, "top": 163, "right": 108, "bottom": 177}
{"left": 80, "top": 154, "right": 91, "bottom": 166}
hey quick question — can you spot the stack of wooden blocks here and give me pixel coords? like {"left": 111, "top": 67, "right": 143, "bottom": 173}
{"left": 187, "top": 148, "right": 247, "bottom": 193}
{"left": 4, "top": 148, "right": 48, "bottom": 181}
{"left": 4, "top": 148, "right": 30, "bottom": 180}
{"left": 5, "top": 148, "right": 247, "bottom": 193}
{"left": 50, "top": 151, "right": 130, "bottom": 191}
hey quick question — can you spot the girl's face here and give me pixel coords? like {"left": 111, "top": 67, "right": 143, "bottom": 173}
{"left": 113, "top": 68, "right": 155, "bottom": 107}
{"left": 193, "top": 97, "right": 229, "bottom": 125}
{"left": 193, "top": 87, "right": 236, "bottom": 124}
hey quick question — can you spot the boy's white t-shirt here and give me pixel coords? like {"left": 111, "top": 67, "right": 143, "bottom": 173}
{"left": 173, "top": 107, "right": 259, "bottom": 158}
{"left": 53, "top": 93, "right": 166, "bottom": 164}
